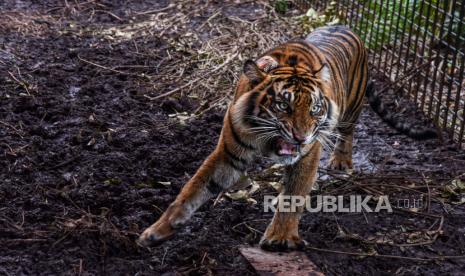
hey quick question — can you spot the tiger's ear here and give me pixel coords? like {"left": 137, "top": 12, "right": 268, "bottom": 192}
{"left": 314, "top": 64, "right": 331, "bottom": 83}
{"left": 243, "top": 56, "right": 279, "bottom": 85}
{"left": 243, "top": 60, "right": 265, "bottom": 85}
{"left": 256, "top": 55, "right": 279, "bottom": 72}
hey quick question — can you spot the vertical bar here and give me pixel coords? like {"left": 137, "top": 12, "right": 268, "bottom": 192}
{"left": 403, "top": 0, "right": 422, "bottom": 73}
{"left": 375, "top": 0, "right": 390, "bottom": 73}
{"left": 348, "top": 0, "right": 358, "bottom": 28}
{"left": 401, "top": 0, "right": 419, "bottom": 77}
{"left": 338, "top": 0, "right": 347, "bottom": 25}
{"left": 424, "top": 0, "right": 443, "bottom": 116}
{"left": 381, "top": 0, "right": 397, "bottom": 78}
{"left": 345, "top": 0, "right": 351, "bottom": 25}
{"left": 425, "top": 3, "right": 447, "bottom": 119}
{"left": 353, "top": 1, "right": 363, "bottom": 35}
{"left": 451, "top": 54, "right": 465, "bottom": 143}
{"left": 460, "top": 37, "right": 465, "bottom": 147}
{"left": 355, "top": 0, "right": 365, "bottom": 35}
{"left": 443, "top": 1, "right": 465, "bottom": 134}
{"left": 459, "top": 94, "right": 465, "bottom": 147}
{"left": 367, "top": 0, "right": 382, "bottom": 56}
{"left": 361, "top": 1, "right": 372, "bottom": 46}
{"left": 387, "top": 0, "right": 404, "bottom": 82}
{"left": 372, "top": 0, "right": 385, "bottom": 69}
{"left": 408, "top": 0, "right": 426, "bottom": 103}
{"left": 431, "top": 4, "right": 452, "bottom": 124}
{"left": 416, "top": 0, "right": 433, "bottom": 111}
{"left": 334, "top": 0, "right": 341, "bottom": 22}
{"left": 393, "top": 2, "right": 411, "bottom": 82}
{"left": 433, "top": 0, "right": 457, "bottom": 128}
{"left": 450, "top": 2, "right": 465, "bottom": 145}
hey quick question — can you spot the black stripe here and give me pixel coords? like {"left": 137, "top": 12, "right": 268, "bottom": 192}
{"left": 266, "top": 87, "right": 275, "bottom": 96}
{"left": 271, "top": 52, "right": 283, "bottom": 61}
{"left": 206, "top": 179, "right": 222, "bottom": 194}
{"left": 313, "top": 35, "right": 359, "bottom": 87}
{"left": 287, "top": 45, "right": 321, "bottom": 64}
{"left": 287, "top": 55, "right": 298, "bottom": 66}
{"left": 266, "top": 87, "right": 277, "bottom": 103}
{"left": 349, "top": 55, "right": 367, "bottom": 115}
{"left": 338, "top": 31, "right": 363, "bottom": 85}
{"left": 325, "top": 42, "right": 350, "bottom": 72}
{"left": 335, "top": 148, "right": 349, "bottom": 155}
{"left": 228, "top": 113, "right": 256, "bottom": 150}
{"left": 289, "top": 40, "right": 312, "bottom": 49}
{"left": 284, "top": 43, "right": 315, "bottom": 60}
{"left": 245, "top": 92, "right": 259, "bottom": 118}
{"left": 259, "top": 92, "right": 269, "bottom": 107}
{"left": 324, "top": 32, "right": 357, "bottom": 45}
{"left": 325, "top": 96, "right": 334, "bottom": 125}
{"left": 224, "top": 144, "right": 247, "bottom": 163}
{"left": 224, "top": 144, "right": 247, "bottom": 171}
{"left": 316, "top": 43, "right": 348, "bottom": 71}
{"left": 339, "top": 29, "right": 362, "bottom": 45}
{"left": 292, "top": 42, "right": 324, "bottom": 64}
{"left": 225, "top": 157, "right": 246, "bottom": 171}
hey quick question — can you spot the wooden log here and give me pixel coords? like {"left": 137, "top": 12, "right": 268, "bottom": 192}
{"left": 239, "top": 246, "right": 324, "bottom": 276}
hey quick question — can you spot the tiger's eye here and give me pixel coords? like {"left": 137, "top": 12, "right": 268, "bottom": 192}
{"left": 311, "top": 105, "right": 321, "bottom": 115}
{"left": 276, "top": 102, "right": 289, "bottom": 111}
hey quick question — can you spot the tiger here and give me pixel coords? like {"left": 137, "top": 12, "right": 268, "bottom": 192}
{"left": 137, "top": 25, "right": 437, "bottom": 251}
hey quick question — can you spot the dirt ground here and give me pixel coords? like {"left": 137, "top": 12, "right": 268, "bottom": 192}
{"left": 1, "top": 1, "right": 465, "bottom": 275}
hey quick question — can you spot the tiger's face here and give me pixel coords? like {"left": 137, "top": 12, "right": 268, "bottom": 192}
{"left": 264, "top": 80, "right": 334, "bottom": 160}
{"left": 237, "top": 57, "right": 339, "bottom": 164}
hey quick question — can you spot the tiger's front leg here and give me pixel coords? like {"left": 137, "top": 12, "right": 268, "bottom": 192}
{"left": 260, "top": 142, "right": 322, "bottom": 251}
{"left": 137, "top": 137, "right": 247, "bottom": 247}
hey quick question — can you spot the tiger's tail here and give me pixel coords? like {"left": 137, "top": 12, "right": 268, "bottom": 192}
{"left": 365, "top": 81, "right": 438, "bottom": 140}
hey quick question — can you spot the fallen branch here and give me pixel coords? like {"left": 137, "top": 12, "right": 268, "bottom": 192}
{"left": 7, "top": 70, "right": 30, "bottom": 95}
{"left": 95, "top": 10, "right": 124, "bottom": 21}
{"left": 0, "top": 120, "right": 24, "bottom": 138}
{"left": 132, "top": 4, "right": 175, "bottom": 15}
{"left": 77, "top": 55, "right": 147, "bottom": 78}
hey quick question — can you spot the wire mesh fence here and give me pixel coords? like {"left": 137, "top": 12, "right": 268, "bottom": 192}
{"left": 294, "top": 0, "right": 465, "bottom": 147}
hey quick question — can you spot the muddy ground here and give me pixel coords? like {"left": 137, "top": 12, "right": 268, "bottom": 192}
{"left": 1, "top": 1, "right": 465, "bottom": 275}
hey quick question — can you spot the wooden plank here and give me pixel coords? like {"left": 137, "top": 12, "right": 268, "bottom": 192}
{"left": 239, "top": 246, "right": 324, "bottom": 276}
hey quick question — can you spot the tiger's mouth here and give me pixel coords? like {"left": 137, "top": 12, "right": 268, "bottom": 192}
{"left": 275, "top": 137, "right": 300, "bottom": 156}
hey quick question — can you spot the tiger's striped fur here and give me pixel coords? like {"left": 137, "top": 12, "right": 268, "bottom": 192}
{"left": 138, "top": 25, "right": 432, "bottom": 251}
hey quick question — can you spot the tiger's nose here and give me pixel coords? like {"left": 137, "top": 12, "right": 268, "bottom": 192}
{"left": 292, "top": 129, "right": 306, "bottom": 144}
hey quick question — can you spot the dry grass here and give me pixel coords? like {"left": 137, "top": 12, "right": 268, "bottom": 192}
{"left": 33, "top": 0, "right": 302, "bottom": 116}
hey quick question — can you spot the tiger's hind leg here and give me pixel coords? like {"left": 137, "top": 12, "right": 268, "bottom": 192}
{"left": 328, "top": 130, "right": 354, "bottom": 171}
{"left": 328, "top": 99, "right": 365, "bottom": 171}
{"left": 329, "top": 57, "right": 368, "bottom": 171}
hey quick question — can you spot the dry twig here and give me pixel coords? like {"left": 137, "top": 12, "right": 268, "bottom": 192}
{"left": 145, "top": 51, "right": 239, "bottom": 101}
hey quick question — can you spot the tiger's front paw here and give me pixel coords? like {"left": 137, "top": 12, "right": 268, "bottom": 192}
{"left": 137, "top": 218, "right": 175, "bottom": 247}
{"left": 137, "top": 202, "right": 187, "bottom": 247}
{"left": 259, "top": 232, "right": 307, "bottom": 252}
{"left": 328, "top": 155, "right": 352, "bottom": 171}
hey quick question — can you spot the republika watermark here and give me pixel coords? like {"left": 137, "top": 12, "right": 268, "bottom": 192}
{"left": 263, "top": 195, "right": 394, "bottom": 213}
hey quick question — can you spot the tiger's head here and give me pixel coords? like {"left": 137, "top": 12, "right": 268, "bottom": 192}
{"left": 233, "top": 55, "right": 340, "bottom": 164}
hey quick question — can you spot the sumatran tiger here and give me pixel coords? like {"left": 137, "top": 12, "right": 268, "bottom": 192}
{"left": 137, "top": 25, "right": 437, "bottom": 251}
